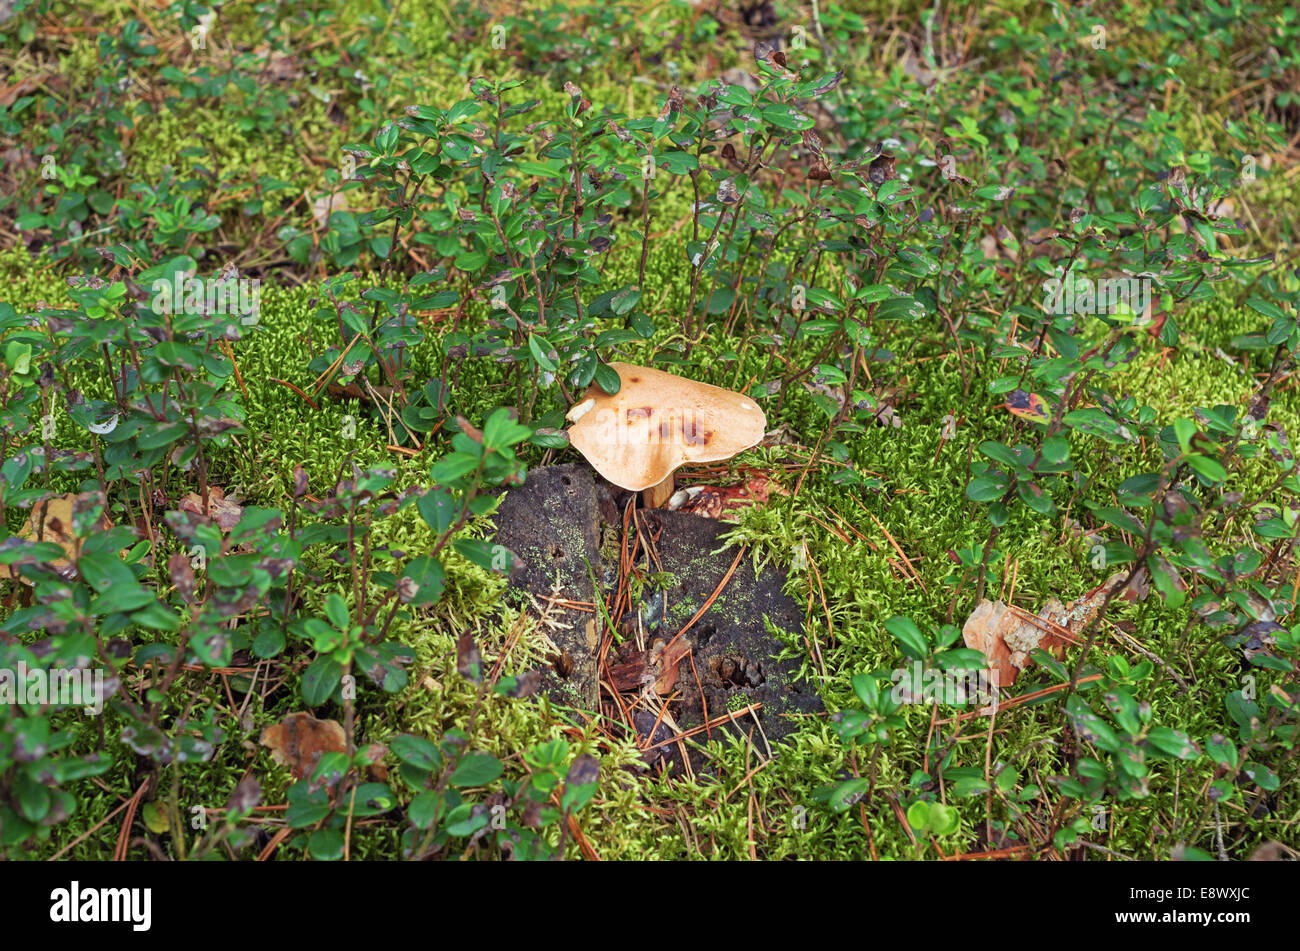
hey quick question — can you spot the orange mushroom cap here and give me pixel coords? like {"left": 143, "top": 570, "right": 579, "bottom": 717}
{"left": 565, "top": 362, "right": 767, "bottom": 491}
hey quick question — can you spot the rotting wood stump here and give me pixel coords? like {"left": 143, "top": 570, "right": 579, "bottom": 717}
{"left": 491, "top": 464, "right": 821, "bottom": 772}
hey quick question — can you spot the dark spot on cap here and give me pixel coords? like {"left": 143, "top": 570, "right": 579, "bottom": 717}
{"left": 629, "top": 376, "right": 640, "bottom": 382}
{"left": 682, "top": 421, "right": 712, "bottom": 446}
{"left": 626, "top": 406, "right": 652, "bottom": 420}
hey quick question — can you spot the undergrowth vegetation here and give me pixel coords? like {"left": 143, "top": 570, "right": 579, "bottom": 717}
{"left": 1, "top": 0, "right": 1298, "bottom": 860}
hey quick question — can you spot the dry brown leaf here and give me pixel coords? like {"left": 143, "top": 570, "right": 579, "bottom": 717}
{"left": 0, "top": 492, "right": 113, "bottom": 584}
{"left": 312, "top": 190, "right": 350, "bottom": 229}
{"left": 672, "top": 473, "right": 789, "bottom": 521}
{"left": 177, "top": 485, "right": 243, "bottom": 531}
{"left": 0, "top": 76, "right": 43, "bottom": 109}
{"left": 653, "top": 638, "right": 693, "bottom": 695}
{"left": 1248, "top": 840, "right": 1291, "bottom": 861}
{"left": 961, "top": 599, "right": 1018, "bottom": 686}
{"left": 325, "top": 381, "right": 395, "bottom": 404}
{"left": 260, "top": 48, "right": 301, "bottom": 82}
{"left": 759, "top": 423, "right": 801, "bottom": 447}
{"left": 608, "top": 650, "right": 653, "bottom": 692}
{"left": 361, "top": 742, "right": 390, "bottom": 782}
{"left": 608, "top": 636, "right": 695, "bottom": 695}
{"left": 962, "top": 571, "right": 1149, "bottom": 686}
{"left": 261, "top": 712, "right": 347, "bottom": 780}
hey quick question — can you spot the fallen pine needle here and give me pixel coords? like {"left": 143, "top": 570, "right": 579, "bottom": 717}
{"left": 663, "top": 546, "right": 745, "bottom": 653}
{"left": 50, "top": 793, "right": 134, "bottom": 860}
{"left": 268, "top": 377, "right": 320, "bottom": 410}
{"left": 863, "top": 508, "right": 928, "bottom": 593}
{"left": 641, "top": 702, "right": 763, "bottom": 752}
{"left": 257, "top": 827, "right": 292, "bottom": 861}
{"left": 939, "top": 673, "right": 1105, "bottom": 725}
{"left": 944, "top": 844, "right": 1043, "bottom": 860}
{"left": 113, "top": 778, "right": 150, "bottom": 861}
{"left": 219, "top": 339, "right": 250, "bottom": 400}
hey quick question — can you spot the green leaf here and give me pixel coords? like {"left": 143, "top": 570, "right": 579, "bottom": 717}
{"left": 1041, "top": 436, "right": 1070, "bottom": 464}
{"left": 307, "top": 828, "right": 345, "bottom": 861}
{"left": 951, "top": 776, "right": 992, "bottom": 797}
{"left": 1146, "top": 727, "right": 1199, "bottom": 760}
{"left": 851, "top": 672, "right": 879, "bottom": 708}
{"left": 979, "top": 441, "right": 1020, "bottom": 468}
{"left": 481, "top": 407, "right": 532, "bottom": 449}
{"left": 5, "top": 341, "right": 32, "bottom": 374}
{"left": 761, "top": 104, "right": 815, "bottom": 130}
{"left": 876, "top": 180, "right": 913, "bottom": 204}
{"left": 449, "top": 752, "right": 503, "bottom": 788}
{"left": 927, "top": 802, "right": 959, "bottom": 835}
{"left": 1245, "top": 296, "right": 1287, "bottom": 321}
{"left": 995, "top": 767, "right": 1020, "bottom": 793}
{"left": 966, "top": 475, "right": 1005, "bottom": 502}
{"left": 885, "top": 615, "right": 929, "bottom": 660}
{"left": 131, "top": 599, "right": 182, "bottom": 631}
{"left": 153, "top": 341, "right": 197, "bottom": 369}
{"left": 324, "top": 593, "right": 349, "bottom": 630}
{"left": 1065, "top": 695, "right": 1120, "bottom": 752}
{"left": 445, "top": 802, "right": 488, "bottom": 837}
{"left": 137, "top": 422, "right": 190, "bottom": 450}
{"left": 417, "top": 488, "right": 459, "bottom": 536}
{"left": 1185, "top": 453, "right": 1226, "bottom": 483}
{"left": 303, "top": 618, "right": 342, "bottom": 653}
{"left": 452, "top": 538, "right": 513, "bottom": 573}
{"left": 15, "top": 774, "right": 50, "bottom": 823}
{"left": 516, "top": 161, "right": 564, "bottom": 179}
{"left": 906, "top": 800, "right": 930, "bottom": 830}
{"left": 408, "top": 791, "right": 440, "bottom": 829}
{"left": 828, "top": 777, "right": 870, "bottom": 811}
{"left": 253, "top": 627, "right": 285, "bottom": 658}
{"left": 609, "top": 286, "right": 642, "bottom": 316}
{"left": 349, "top": 782, "right": 396, "bottom": 816}
{"left": 430, "top": 451, "right": 479, "bottom": 484}
{"left": 78, "top": 552, "right": 135, "bottom": 592}
{"left": 1017, "top": 482, "right": 1053, "bottom": 515}
{"left": 593, "top": 362, "right": 621, "bottom": 394}
{"left": 1266, "top": 316, "right": 1295, "bottom": 346}
{"left": 401, "top": 556, "right": 446, "bottom": 605}
{"left": 1242, "top": 762, "right": 1279, "bottom": 792}
{"left": 392, "top": 734, "right": 442, "bottom": 771}
{"left": 528, "top": 333, "right": 557, "bottom": 371}
{"left": 92, "top": 579, "right": 154, "bottom": 615}
{"left": 447, "top": 100, "right": 480, "bottom": 124}
{"left": 302, "top": 654, "right": 343, "bottom": 706}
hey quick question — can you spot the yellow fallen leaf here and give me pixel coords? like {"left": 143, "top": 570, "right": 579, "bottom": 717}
{"left": 141, "top": 801, "right": 173, "bottom": 835}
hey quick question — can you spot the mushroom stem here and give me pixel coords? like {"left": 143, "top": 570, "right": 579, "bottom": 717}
{"left": 641, "top": 473, "right": 675, "bottom": 509}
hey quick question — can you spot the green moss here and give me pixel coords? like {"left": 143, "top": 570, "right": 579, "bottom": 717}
{"left": 126, "top": 98, "right": 334, "bottom": 187}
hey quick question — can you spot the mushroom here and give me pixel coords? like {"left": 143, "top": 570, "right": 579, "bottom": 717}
{"left": 565, "top": 362, "right": 767, "bottom": 508}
